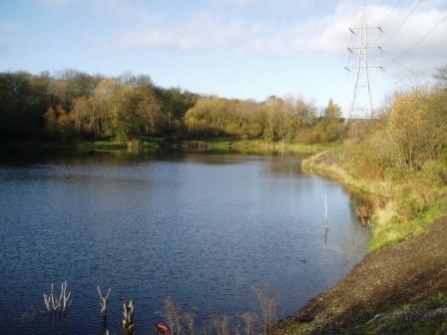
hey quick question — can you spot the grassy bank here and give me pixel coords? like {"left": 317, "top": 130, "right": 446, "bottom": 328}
{"left": 270, "top": 147, "right": 447, "bottom": 334}
{"left": 1, "top": 138, "right": 331, "bottom": 162}
{"left": 63, "top": 138, "right": 332, "bottom": 154}
{"left": 302, "top": 148, "right": 446, "bottom": 250}
{"left": 230, "top": 140, "right": 333, "bottom": 154}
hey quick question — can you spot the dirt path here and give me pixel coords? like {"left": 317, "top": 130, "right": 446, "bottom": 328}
{"left": 269, "top": 217, "right": 447, "bottom": 334}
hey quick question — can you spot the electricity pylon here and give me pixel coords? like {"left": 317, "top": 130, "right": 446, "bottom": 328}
{"left": 346, "top": 0, "right": 381, "bottom": 120}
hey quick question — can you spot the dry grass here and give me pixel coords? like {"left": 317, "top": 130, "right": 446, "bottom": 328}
{"left": 159, "top": 286, "right": 277, "bottom": 335}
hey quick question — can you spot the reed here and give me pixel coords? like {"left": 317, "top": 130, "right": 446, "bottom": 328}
{"left": 203, "top": 316, "right": 231, "bottom": 335}
{"left": 255, "top": 288, "right": 277, "bottom": 333}
{"left": 162, "top": 296, "right": 189, "bottom": 335}
{"left": 241, "top": 311, "right": 259, "bottom": 335}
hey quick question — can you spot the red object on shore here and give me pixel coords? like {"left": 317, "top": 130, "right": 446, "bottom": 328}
{"left": 155, "top": 323, "right": 170, "bottom": 334}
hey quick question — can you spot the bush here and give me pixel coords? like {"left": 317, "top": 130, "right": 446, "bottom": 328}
{"left": 396, "top": 191, "right": 430, "bottom": 221}
{"left": 348, "top": 130, "right": 398, "bottom": 180}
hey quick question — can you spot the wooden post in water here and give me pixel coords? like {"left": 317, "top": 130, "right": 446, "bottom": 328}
{"left": 323, "top": 191, "right": 330, "bottom": 246}
{"left": 323, "top": 191, "right": 329, "bottom": 228}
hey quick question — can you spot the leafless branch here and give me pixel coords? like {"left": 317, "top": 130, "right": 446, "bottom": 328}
{"left": 42, "top": 281, "right": 72, "bottom": 314}
{"left": 97, "top": 287, "right": 111, "bottom": 316}
{"left": 121, "top": 300, "right": 135, "bottom": 335}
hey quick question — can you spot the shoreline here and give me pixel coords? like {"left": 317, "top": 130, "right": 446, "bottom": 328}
{"left": 270, "top": 215, "right": 447, "bottom": 334}
{"left": 269, "top": 149, "right": 447, "bottom": 334}
{"left": 0, "top": 138, "right": 331, "bottom": 157}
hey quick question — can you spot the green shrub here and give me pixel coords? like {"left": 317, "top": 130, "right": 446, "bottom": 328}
{"left": 396, "top": 191, "right": 430, "bottom": 221}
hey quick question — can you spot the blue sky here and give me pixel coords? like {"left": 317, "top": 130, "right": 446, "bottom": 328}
{"left": 1, "top": 0, "right": 446, "bottom": 115}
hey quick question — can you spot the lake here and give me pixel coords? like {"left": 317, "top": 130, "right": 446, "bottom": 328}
{"left": 0, "top": 152, "right": 369, "bottom": 335}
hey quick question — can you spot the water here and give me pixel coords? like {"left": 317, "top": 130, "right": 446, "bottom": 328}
{"left": 0, "top": 152, "right": 369, "bottom": 335}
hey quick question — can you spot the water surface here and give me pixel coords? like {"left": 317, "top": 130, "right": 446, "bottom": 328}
{"left": 0, "top": 153, "right": 369, "bottom": 335}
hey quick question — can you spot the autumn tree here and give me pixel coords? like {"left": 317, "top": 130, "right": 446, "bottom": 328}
{"left": 387, "top": 88, "right": 447, "bottom": 169}
{"left": 114, "top": 85, "right": 141, "bottom": 140}
{"left": 137, "top": 89, "right": 162, "bottom": 135}
{"left": 158, "top": 88, "right": 197, "bottom": 136}
{"left": 324, "top": 98, "right": 342, "bottom": 119}
{"left": 262, "top": 96, "right": 286, "bottom": 142}
{"left": 243, "top": 101, "right": 266, "bottom": 139}
{"left": 306, "top": 99, "right": 345, "bottom": 143}
{"left": 423, "top": 88, "right": 447, "bottom": 161}
{"left": 184, "top": 97, "right": 222, "bottom": 137}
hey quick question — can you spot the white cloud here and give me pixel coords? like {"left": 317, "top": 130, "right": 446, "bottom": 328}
{"left": 105, "top": 1, "right": 349, "bottom": 56}
{"left": 108, "top": 11, "right": 253, "bottom": 52}
{"left": 362, "top": 2, "right": 447, "bottom": 77}
{"left": 105, "top": 0, "right": 447, "bottom": 75}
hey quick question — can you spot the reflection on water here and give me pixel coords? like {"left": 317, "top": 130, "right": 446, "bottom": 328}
{"left": 0, "top": 152, "right": 369, "bottom": 335}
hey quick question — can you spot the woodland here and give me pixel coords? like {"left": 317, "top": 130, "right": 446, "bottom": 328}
{"left": 0, "top": 69, "right": 345, "bottom": 144}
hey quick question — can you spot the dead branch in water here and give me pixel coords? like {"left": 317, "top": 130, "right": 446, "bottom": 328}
{"left": 43, "top": 281, "right": 71, "bottom": 314}
{"left": 97, "top": 287, "right": 111, "bottom": 317}
{"left": 121, "top": 300, "right": 135, "bottom": 335}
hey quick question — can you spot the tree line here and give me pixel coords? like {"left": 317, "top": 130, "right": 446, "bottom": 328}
{"left": 0, "top": 69, "right": 344, "bottom": 144}
{"left": 0, "top": 70, "right": 197, "bottom": 141}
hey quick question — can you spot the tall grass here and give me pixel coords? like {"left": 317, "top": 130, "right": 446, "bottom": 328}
{"left": 160, "top": 287, "right": 277, "bottom": 335}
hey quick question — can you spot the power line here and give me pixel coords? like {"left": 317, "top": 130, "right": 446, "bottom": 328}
{"left": 380, "top": 0, "right": 422, "bottom": 47}
{"left": 383, "top": 14, "right": 447, "bottom": 67}
{"left": 345, "top": 0, "right": 363, "bottom": 69}
{"left": 377, "top": 1, "right": 447, "bottom": 81}
{"left": 379, "top": 0, "right": 404, "bottom": 30}
{"left": 380, "top": 36, "right": 436, "bottom": 78}
{"left": 345, "top": 0, "right": 446, "bottom": 116}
